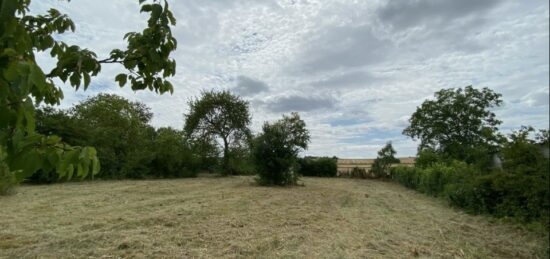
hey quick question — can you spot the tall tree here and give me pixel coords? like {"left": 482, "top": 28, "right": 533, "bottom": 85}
{"left": 184, "top": 90, "right": 251, "bottom": 174}
{"left": 403, "top": 86, "right": 503, "bottom": 165}
{"left": 252, "top": 112, "right": 310, "bottom": 186}
{"left": 0, "top": 0, "right": 177, "bottom": 189}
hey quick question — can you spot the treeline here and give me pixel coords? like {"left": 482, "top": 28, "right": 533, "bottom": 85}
{"left": 28, "top": 92, "right": 337, "bottom": 185}
{"left": 32, "top": 94, "right": 211, "bottom": 182}
{"left": 389, "top": 86, "right": 549, "bottom": 226}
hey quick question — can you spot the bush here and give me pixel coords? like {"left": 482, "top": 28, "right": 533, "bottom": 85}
{"left": 150, "top": 127, "right": 198, "bottom": 178}
{"left": 298, "top": 157, "right": 337, "bottom": 177}
{"left": 391, "top": 166, "right": 419, "bottom": 188}
{"left": 0, "top": 149, "right": 17, "bottom": 195}
{"left": 252, "top": 113, "right": 309, "bottom": 186}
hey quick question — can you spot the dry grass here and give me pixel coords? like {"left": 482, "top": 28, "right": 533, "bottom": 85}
{"left": 0, "top": 176, "right": 547, "bottom": 258}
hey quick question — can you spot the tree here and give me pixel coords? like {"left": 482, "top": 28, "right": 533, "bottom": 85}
{"left": 0, "top": 0, "right": 177, "bottom": 191}
{"left": 184, "top": 90, "right": 251, "bottom": 175}
{"left": 150, "top": 127, "right": 198, "bottom": 178}
{"left": 252, "top": 113, "right": 310, "bottom": 186}
{"left": 371, "top": 142, "right": 400, "bottom": 178}
{"left": 403, "top": 86, "right": 503, "bottom": 166}
{"left": 71, "top": 94, "right": 156, "bottom": 179}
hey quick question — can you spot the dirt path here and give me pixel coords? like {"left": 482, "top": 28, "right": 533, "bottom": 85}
{"left": 0, "top": 177, "right": 546, "bottom": 258}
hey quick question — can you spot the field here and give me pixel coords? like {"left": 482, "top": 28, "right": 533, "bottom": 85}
{"left": 0, "top": 176, "right": 547, "bottom": 258}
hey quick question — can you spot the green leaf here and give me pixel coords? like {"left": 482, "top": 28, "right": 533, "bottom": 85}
{"left": 115, "top": 73, "right": 127, "bottom": 87}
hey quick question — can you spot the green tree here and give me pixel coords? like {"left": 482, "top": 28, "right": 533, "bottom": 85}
{"left": 0, "top": 0, "right": 177, "bottom": 192}
{"left": 150, "top": 127, "right": 198, "bottom": 178}
{"left": 371, "top": 141, "right": 400, "bottom": 178}
{"left": 501, "top": 126, "right": 549, "bottom": 175}
{"left": 403, "top": 86, "right": 503, "bottom": 166}
{"left": 71, "top": 94, "right": 156, "bottom": 179}
{"left": 252, "top": 112, "right": 310, "bottom": 186}
{"left": 184, "top": 90, "right": 251, "bottom": 175}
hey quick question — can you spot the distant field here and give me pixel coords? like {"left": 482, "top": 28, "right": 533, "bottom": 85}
{"left": 0, "top": 176, "right": 546, "bottom": 258}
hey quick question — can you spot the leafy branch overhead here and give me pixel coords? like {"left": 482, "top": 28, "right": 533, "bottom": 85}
{"left": 0, "top": 0, "right": 178, "bottom": 184}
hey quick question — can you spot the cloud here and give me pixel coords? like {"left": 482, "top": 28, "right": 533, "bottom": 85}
{"left": 377, "top": 0, "right": 502, "bottom": 30}
{"left": 233, "top": 76, "right": 269, "bottom": 96}
{"left": 28, "top": 0, "right": 549, "bottom": 158}
{"left": 263, "top": 94, "right": 336, "bottom": 113}
{"left": 293, "top": 25, "right": 393, "bottom": 75}
{"left": 310, "top": 70, "right": 378, "bottom": 89}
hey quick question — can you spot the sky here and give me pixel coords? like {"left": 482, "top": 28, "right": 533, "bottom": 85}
{"left": 31, "top": 0, "right": 549, "bottom": 158}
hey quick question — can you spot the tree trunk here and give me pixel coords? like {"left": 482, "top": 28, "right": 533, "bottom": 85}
{"left": 222, "top": 137, "right": 230, "bottom": 175}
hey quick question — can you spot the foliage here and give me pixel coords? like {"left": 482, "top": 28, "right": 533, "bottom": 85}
{"left": 252, "top": 113, "right": 310, "bottom": 186}
{"left": 392, "top": 152, "right": 549, "bottom": 224}
{"left": 298, "top": 156, "right": 337, "bottom": 177}
{"left": 150, "top": 127, "right": 198, "bottom": 178}
{"left": 184, "top": 90, "right": 251, "bottom": 175}
{"left": 371, "top": 142, "right": 400, "bottom": 178}
{"left": 0, "top": 0, "right": 177, "bottom": 190}
{"left": 0, "top": 147, "right": 17, "bottom": 195}
{"left": 71, "top": 94, "right": 155, "bottom": 179}
{"left": 500, "top": 126, "right": 549, "bottom": 175}
{"left": 403, "top": 86, "right": 504, "bottom": 167}
{"left": 414, "top": 147, "right": 441, "bottom": 168}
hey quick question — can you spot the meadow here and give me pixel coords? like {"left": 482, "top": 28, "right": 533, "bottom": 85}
{"left": 1, "top": 176, "right": 546, "bottom": 258}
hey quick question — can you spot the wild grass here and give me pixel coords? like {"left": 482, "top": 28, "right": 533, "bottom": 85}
{"left": 0, "top": 176, "right": 547, "bottom": 258}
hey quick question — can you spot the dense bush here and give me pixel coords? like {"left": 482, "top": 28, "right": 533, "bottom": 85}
{"left": 252, "top": 113, "right": 310, "bottom": 186}
{"left": 298, "top": 157, "right": 337, "bottom": 177}
{"left": 0, "top": 148, "right": 17, "bottom": 195}
{"left": 391, "top": 157, "right": 549, "bottom": 224}
{"left": 150, "top": 128, "right": 198, "bottom": 178}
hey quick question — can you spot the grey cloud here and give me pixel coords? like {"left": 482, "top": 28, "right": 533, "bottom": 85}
{"left": 233, "top": 76, "right": 269, "bottom": 96}
{"left": 310, "top": 71, "right": 378, "bottom": 89}
{"left": 265, "top": 95, "right": 336, "bottom": 113}
{"left": 295, "top": 25, "right": 392, "bottom": 74}
{"left": 377, "top": 0, "right": 502, "bottom": 30}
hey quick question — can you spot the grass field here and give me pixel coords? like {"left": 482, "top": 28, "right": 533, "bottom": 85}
{"left": 0, "top": 176, "right": 547, "bottom": 258}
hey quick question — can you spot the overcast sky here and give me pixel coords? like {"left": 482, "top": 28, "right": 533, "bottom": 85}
{"left": 31, "top": 0, "right": 549, "bottom": 158}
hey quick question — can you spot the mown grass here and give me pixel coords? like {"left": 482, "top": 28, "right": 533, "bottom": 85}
{"left": 0, "top": 176, "right": 547, "bottom": 258}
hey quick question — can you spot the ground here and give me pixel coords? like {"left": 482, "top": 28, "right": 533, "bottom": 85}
{"left": 0, "top": 176, "right": 547, "bottom": 258}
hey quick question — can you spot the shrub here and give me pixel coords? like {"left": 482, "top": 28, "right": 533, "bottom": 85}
{"left": 298, "top": 157, "right": 337, "bottom": 177}
{"left": 0, "top": 148, "right": 17, "bottom": 195}
{"left": 391, "top": 166, "right": 419, "bottom": 188}
{"left": 252, "top": 113, "right": 309, "bottom": 186}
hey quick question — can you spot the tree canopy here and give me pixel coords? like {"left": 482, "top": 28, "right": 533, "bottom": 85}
{"left": 403, "top": 86, "right": 503, "bottom": 164}
{"left": 0, "top": 0, "right": 177, "bottom": 186}
{"left": 184, "top": 90, "right": 251, "bottom": 174}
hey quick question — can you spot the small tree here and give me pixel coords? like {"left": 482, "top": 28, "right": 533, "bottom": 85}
{"left": 371, "top": 142, "right": 400, "bottom": 178}
{"left": 184, "top": 90, "right": 251, "bottom": 175}
{"left": 403, "top": 86, "right": 504, "bottom": 167}
{"left": 252, "top": 113, "right": 310, "bottom": 186}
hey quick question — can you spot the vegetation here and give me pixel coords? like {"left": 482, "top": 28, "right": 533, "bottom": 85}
{"left": 370, "top": 142, "right": 400, "bottom": 178}
{"left": 298, "top": 156, "right": 337, "bottom": 177}
{"left": 403, "top": 86, "right": 504, "bottom": 169}
{"left": 252, "top": 113, "right": 310, "bottom": 186}
{"left": 0, "top": 0, "right": 177, "bottom": 194}
{"left": 397, "top": 86, "right": 549, "bottom": 227}
{"left": 184, "top": 90, "right": 251, "bottom": 175}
